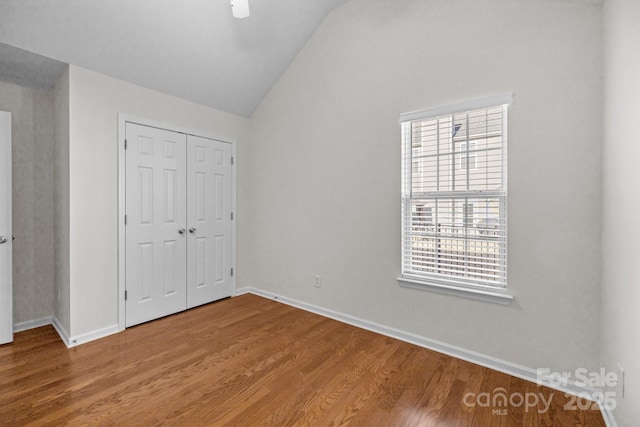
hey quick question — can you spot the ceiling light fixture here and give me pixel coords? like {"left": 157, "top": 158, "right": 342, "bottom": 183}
{"left": 231, "top": 0, "right": 250, "bottom": 19}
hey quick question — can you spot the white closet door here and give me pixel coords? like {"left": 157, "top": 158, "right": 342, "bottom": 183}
{"left": 0, "top": 112, "right": 12, "bottom": 344}
{"left": 125, "top": 123, "right": 187, "bottom": 327}
{"left": 186, "top": 135, "right": 233, "bottom": 308}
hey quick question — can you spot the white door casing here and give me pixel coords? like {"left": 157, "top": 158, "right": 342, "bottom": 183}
{"left": 186, "top": 135, "right": 233, "bottom": 308}
{"left": 0, "top": 112, "right": 12, "bottom": 344}
{"left": 125, "top": 123, "right": 188, "bottom": 327}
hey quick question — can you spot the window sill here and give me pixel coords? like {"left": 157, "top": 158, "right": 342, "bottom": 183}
{"left": 396, "top": 277, "right": 514, "bottom": 305}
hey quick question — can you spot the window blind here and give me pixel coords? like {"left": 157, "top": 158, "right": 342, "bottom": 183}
{"left": 401, "top": 101, "right": 508, "bottom": 291}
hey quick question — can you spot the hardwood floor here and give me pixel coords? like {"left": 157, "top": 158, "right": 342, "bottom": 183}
{"left": 1, "top": 294, "right": 605, "bottom": 426}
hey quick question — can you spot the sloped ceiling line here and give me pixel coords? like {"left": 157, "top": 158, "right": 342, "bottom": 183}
{"left": 0, "top": 0, "right": 349, "bottom": 117}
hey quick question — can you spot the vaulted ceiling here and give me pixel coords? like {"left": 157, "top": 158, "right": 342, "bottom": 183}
{"left": 0, "top": 0, "right": 348, "bottom": 117}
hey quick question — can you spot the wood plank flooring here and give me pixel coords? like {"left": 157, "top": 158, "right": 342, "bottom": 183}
{"left": 1, "top": 294, "right": 605, "bottom": 426}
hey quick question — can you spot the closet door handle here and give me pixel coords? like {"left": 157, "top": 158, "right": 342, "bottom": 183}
{"left": 178, "top": 228, "right": 186, "bottom": 235}
{"left": 189, "top": 227, "right": 196, "bottom": 234}
{"left": 0, "top": 236, "right": 7, "bottom": 244}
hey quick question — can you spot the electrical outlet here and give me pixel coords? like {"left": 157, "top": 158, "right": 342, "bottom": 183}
{"left": 313, "top": 274, "right": 321, "bottom": 288}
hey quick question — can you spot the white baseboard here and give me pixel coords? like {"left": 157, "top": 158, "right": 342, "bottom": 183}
{"left": 599, "top": 403, "right": 618, "bottom": 427}
{"left": 51, "top": 316, "right": 71, "bottom": 347}
{"left": 236, "top": 287, "right": 616, "bottom": 427}
{"left": 67, "top": 324, "right": 120, "bottom": 348}
{"left": 13, "top": 316, "right": 53, "bottom": 333}
{"left": 50, "top": 317, "right": 119, "bottom": 348}
{"left": 234, "top": 287, "right": 251, "bottom": 297}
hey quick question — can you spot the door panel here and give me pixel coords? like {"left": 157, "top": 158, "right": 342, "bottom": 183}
{"left": 186, "top": 135, "right": 233, "bottom": 308}
{"left": 0, "top": 112, "right": 12, "bottom": 344}
{"left": 125, "top": 123, "right": 187, "bottom": 327}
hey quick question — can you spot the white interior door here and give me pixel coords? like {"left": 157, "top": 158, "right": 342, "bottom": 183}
{"left": 0, "top": 112, "right": 12, "bottom": 344}
{"left": 186, "top": 135, "right": 233, "bottom": 308}
{"left": 125, "top": 123, "right": 187, "bottom": 327}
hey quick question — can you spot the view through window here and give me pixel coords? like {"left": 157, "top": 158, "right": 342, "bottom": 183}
{"left": 401, "top": 103, "right": 508, "bottom": 291}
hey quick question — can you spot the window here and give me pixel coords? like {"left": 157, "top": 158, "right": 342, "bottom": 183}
{"left": 399, "top": 95, "right": 511, "bottom": 302}
{"left": 459, "top": 141, "right": 477, "bottom": 170}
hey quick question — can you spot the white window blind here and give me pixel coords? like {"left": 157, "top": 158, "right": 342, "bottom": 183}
{"left": 401, "top": 98, "right": 509, "bottom": 293}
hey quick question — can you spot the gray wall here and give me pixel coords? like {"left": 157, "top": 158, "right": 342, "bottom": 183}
{"left": 53, "top": 67, "right": 70, "bottom": 334}
{"left": 0, "top": 80, "right": 54, "bottom": 325}
{"left": 245, "top": 0, "right": 603, "bottom": 373}
{"left": 602, "top": 0, "right": 640, "bottom": 424}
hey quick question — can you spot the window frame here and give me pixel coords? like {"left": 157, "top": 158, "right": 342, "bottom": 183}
{"left": 397, "top": 94, "right": 513, "bottom": 305}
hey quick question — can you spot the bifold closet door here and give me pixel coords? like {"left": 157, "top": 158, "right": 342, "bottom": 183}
{"left": 125, "top": 123, "right": 187, "bottom": 327}
{"left": 186, "top": 135, "right": 233, "bottom": 308}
